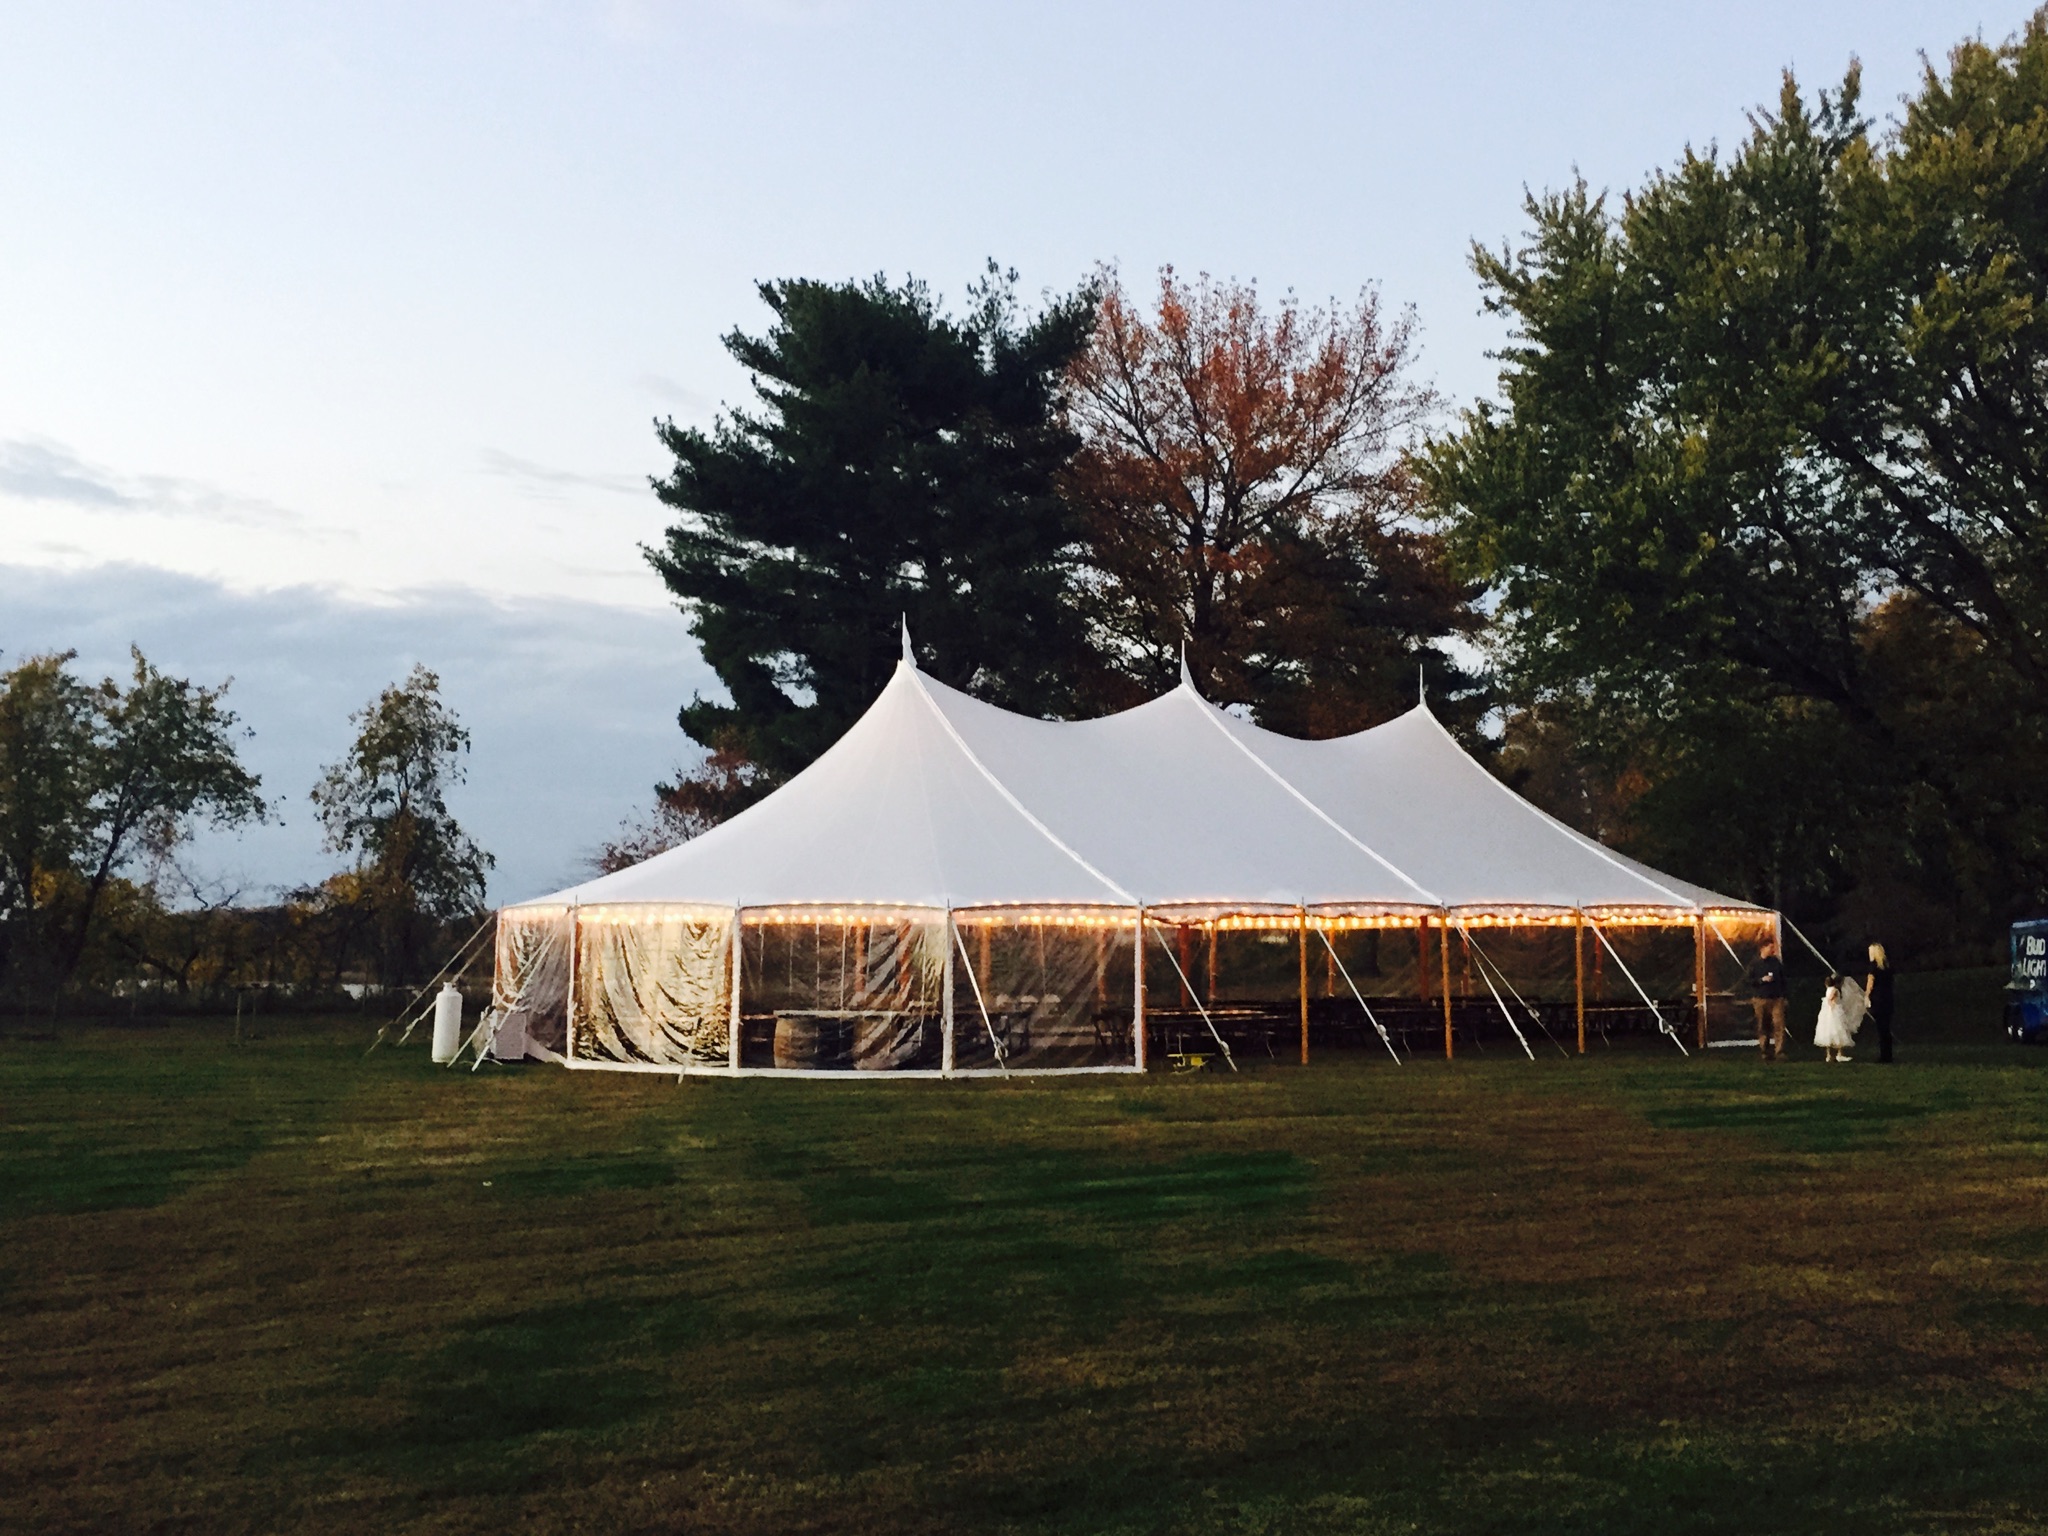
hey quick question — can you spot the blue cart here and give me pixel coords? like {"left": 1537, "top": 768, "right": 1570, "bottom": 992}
{"left": 2009, "top": 919, "right": 2048, "bottom": 1044}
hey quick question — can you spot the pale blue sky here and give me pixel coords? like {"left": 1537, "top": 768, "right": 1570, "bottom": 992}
{"left": 0, "top": 0, "right": 2017, "bottom": 897}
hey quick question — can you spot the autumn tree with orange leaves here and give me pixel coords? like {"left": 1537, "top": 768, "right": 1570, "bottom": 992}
{"left": 1062, "top": 266, "right": 1480, "bottom": 736}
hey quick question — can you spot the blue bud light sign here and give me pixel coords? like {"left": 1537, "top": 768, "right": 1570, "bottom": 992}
{"left": 2015, "top": 923, "right": 2048, "bottom": 988}
{"left": 2010, "top": 920, "right": 2048, "bottom": 1043}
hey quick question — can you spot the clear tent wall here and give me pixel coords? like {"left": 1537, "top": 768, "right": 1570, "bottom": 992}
{"left": 489, "top": 904, "right": 1140, "bottom": 1074}
{"left": 1432, "top": 907, "right": 1782, "bottom": 1054}
{"left": 1133, "top": 907, "right": 1778, "bottom": 1060}
{"left": 486, "top": 903, "right": 1780, "bottom": 1072}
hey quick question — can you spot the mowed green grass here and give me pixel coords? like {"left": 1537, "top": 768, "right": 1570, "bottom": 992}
{"left": 3, "top": 975, "right": 2045, "bottom": 1535}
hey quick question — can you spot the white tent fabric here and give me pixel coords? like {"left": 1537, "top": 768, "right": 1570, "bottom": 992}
{"left": 911, "top": 673, "right": 1438, "bottom": 909}
{"left": 1203, "top": 702, "right": 1742, "bottom": 911}
{"left": 492, "top": 651, "right": 1764, "bottom": 1073}
{"left": 516, "top": 656, "right": 1752, "bottom": 917}
{"left": 531, "top": 661, "right": 1129, "bottom": 911}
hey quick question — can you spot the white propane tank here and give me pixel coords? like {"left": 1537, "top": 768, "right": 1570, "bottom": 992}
{"left": 431, "top": 983, "right": 464, "bottom": 1064}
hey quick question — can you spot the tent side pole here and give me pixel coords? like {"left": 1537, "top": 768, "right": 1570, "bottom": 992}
{"left": 1132, "top": 910, "right": 1147, "bottom": 1072}
{"left": 728, "top": 906, "right": 742, "bottom": 1071}
{"left": 1417, "top": 919, "right": 1430, "bottom": 1007}
{"left": 564, "top": 903, "right": 579, "bottom": 1065}
{"left": 1574, "top": 912, "right": 1587, "bottom": 1055}
{"left": 942, "top": 909, "right": 956, "bottom": 1077}
{"left": 1439, "top": 914, "right": 1454, "bottom": 1060}
{"left": 1694, "top": 913, "right": 1708, "bottom": 1051}
{"left": 1297, "top": 908, "right": 1310, "bottom": 1066}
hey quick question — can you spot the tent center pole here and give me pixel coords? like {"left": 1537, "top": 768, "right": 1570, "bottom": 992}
{"left": 1297, "top": 908, "right": 1310, "bottom": 1066}
{"left": 1574, "top": 912, "right": 1587, "bottom": 1055}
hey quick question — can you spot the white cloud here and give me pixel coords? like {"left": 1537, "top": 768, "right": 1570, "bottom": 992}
{"left": 0, "top": 436, "right": 304, "bottom": 528}
{"left": 633, "top": 372, "right": 720, "bottom": 420}
{"left": 0, "top": 438, "right": 131, "bottom": 506}
{"left": 478, "top": 447, "right": 648, "bottom": 500}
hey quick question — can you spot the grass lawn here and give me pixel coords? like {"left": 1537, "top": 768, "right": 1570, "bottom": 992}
{"left": 3, "top": 970, "right": 2045, "bottom": 1534}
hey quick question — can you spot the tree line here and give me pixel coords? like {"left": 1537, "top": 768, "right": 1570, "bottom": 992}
{"left": 624, "top": 13, "right": 2048, "bottom": 966}
{"left": 0, "top": 657, "right": 489, "bottom": 1012}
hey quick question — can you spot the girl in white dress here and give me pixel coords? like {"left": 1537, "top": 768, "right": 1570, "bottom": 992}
{"left": 1814, "top": 973, "right": 1867, "bottom": 1062}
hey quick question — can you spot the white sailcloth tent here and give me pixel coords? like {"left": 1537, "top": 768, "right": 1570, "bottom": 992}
{"left": 485, "top": 636, "right": 1775, "bottom": 1075}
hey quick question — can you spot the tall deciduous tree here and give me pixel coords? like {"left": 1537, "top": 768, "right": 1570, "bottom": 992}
{"left": 312, "top": 666, "right": 490, "bottom": 985}
{"left": 0, "top": 648, "right": 265, "bottom": 992}
{"left": 648, "top": 266, "right": 1097, "bottom": 787}
{"left": 1063, "top": 267, "right": 1478, "bottom": 735}
{"left": 1422, "top": 13, "right": 2048, "bottom": 952}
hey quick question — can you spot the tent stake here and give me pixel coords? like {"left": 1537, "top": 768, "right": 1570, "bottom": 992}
{"left": 1439, "top": 914, "right": 1454, "bottom": 1059}
{"left": 1297, "top": 908, "right": 1310, "bottom": 1066}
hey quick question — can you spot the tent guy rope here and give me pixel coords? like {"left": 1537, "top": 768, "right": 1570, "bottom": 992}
{"left": 1459, "top": 922, "right": 1573, "bottom": 1059}
{"left": 952, "top": 921, "right": 1011, "bottom": 1072}
{"left": 367, "top": 912, "right": 495, "bottom": 1055}
{"left": 1147, "top": 922, "right": 1237, "bottom": 1071}
{"left": 1587, "top": 919, "right": 1689, "bottom": 1056}
{"left": 1314, "top": 925, "right": 1401, "bottom": 1063}
{"left": 1783, "top": 915, "right": 1839, "bottom": 974}
{"left": 1458, "top": 922, "right": 1536, "bottom": 1060}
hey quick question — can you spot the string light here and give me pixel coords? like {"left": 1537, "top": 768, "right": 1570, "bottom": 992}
{"left": 506, "top": 900, "right": 1770, "bottom": 933}
{"left": 577, "top": 904, "right": 734, "bottom": 925}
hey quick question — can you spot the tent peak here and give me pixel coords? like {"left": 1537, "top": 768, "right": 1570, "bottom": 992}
{"left": 1178, "top": 643, "right": 1198, "bottom": 694}
{"left": 899, "top": 614, "right": 914, "bottom": 665}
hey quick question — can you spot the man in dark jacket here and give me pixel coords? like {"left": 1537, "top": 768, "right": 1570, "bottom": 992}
{"left": 1748, "top": 942, "right": 1788, "bottom": 1061}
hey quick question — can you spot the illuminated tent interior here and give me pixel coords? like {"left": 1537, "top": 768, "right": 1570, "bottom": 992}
{"left": 483, "top": 634, "right": 1778, "bottom": 1075}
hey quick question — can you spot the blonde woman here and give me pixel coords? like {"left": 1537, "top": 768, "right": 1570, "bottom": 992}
{"left": 1865, "top": 942, "right": 1896, "bottom": 1063}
